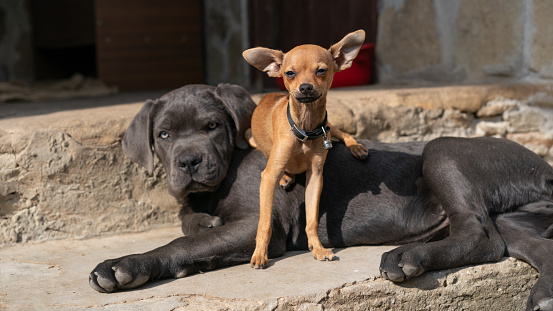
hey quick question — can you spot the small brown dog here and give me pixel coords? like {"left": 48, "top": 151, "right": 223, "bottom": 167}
{"left": 243, "top": 30, "right": 369, "bottom": 268}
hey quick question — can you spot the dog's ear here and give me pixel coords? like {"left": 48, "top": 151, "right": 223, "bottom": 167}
{"left": 122, "top": 99, "right": 161, "bottom": 175}
{"left": 329, "top": 29, "right": 365, "bottom": 72}
{"left": 215, "top": 83, "right": 256, "bottom": 149}
{"left": 242, "top": 48, "right": 285, "bottom": 78}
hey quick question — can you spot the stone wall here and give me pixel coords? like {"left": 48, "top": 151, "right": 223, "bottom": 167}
{"left": 376, "top": 0, "right": 553, "bottom": 83}
{"left": 325, "top": 84, "right": 553, "bottom": 166}
{"left": 0, "top": 103, "right": 180, "bottom": 245}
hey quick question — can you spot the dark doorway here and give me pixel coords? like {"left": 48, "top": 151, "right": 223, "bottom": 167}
{"left": 28, "top": 0, "right": 204, "bottom": 90}
{"left": 30, "top": 0, "right": 96, "bottom": 80}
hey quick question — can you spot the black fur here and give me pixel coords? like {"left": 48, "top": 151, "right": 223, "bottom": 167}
{"left": 90, "top": 84, "right": 553, "bottom": 310}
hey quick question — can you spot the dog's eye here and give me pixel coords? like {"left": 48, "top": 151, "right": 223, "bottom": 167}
{"left": 208, "top": 121, "right": 218, "bottom": 129}
{"left": 159, "top": 131, "right": 170, "bottom": 140}
{"left": 284, "top": 71, "right": 296, "bottom": 78}
{"left": 316, "top": 68, "right": 328, "bottom": 76}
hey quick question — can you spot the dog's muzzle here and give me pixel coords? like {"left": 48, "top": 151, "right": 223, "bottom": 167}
{"left": 178, "top": 154, "right": 202, "bottom": 174}
{"left": 295, "top": 93, "right": 322, "bottom": 103}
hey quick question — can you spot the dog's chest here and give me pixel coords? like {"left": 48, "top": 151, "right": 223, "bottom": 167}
{"left": 285, "top": 141, "right": 327, "bottom": 174}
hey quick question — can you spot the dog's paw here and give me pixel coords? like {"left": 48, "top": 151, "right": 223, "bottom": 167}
{"left": 311, "top": 246, "right": 337, "bottom": 261}
{"left": 379, "top": 244, "right": 426, "bottom": 282}
{"left": 532, "top": 298, "right": 553, "bottom": 311}
{"left": 198, "top": 215, "right": 223, "bottom": 229}
{"left": 528, "top": 277, "right": 553, "bottom": 311}
{"left": 349, "top": 144, "right": 369, "bottom": 160}
{"left": 279, "top": 173, "right": 295, "bottom": 190}
{"left": 250, "top": 249, "right": 269, "bottom": 269}
{"left": 181, "top": 213, "right": 224, "bottom": 236}
{"left": 89, "top": 256, "right": 152, "bottom": 293}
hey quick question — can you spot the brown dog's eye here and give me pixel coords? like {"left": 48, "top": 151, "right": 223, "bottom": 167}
{"left": 316, "top": 68, "right": 328, "bottom": 76}
{"left": 285, "top": 71, "right": 296, "bottom": 78}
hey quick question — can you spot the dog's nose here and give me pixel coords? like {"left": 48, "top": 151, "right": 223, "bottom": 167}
{"left": 178, "top": 155, "right": 202, "bottom": 174}
{"left": 299, "top": 83, "right": 313, "bottom": 95}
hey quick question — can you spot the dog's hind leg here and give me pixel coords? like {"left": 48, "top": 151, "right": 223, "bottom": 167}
{"left": 279, "top": 172, "right": 295, "bottom": 189}
{"left": 495, "top": 203, "right": 553, "bottom": 311}
{"left": 381, "top": 139, "right": 508, "bottom": 282}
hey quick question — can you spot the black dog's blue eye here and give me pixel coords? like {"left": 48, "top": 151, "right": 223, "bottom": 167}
{"left": 285, "top": 71, "right": 296, "bottom": 78}
{"left": 316, "top": 68, "right": 328, "bottom": 76}
{"left": 159, "top": 131, "right": 169, "bottom": 139}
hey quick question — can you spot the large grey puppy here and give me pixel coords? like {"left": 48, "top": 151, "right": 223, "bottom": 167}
{"left": 90, "top": 84, "right": 553, "bottom": 311}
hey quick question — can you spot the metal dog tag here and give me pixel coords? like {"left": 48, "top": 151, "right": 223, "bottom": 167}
{"left": 323, "top": 138, "right": 333, "bottom": 150}
{"left": 322, "top": 127, "right": 332, "bottom": 150}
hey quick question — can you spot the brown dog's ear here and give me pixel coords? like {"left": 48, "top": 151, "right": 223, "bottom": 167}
{"left": 122, "top": 99, "right": 161, "bottom": 175}
{"left": 329, "top": 29, "right": 365, "bottom": 72}
{"left": 215, "top": 83, "right": 257, "bottom": 149}
{"left": 242, "top": 48, "right": 285, "bottom": 78}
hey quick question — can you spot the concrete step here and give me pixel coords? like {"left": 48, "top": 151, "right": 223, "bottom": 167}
{"left": 0, "top": 226, "right": 536, "bottom": 310}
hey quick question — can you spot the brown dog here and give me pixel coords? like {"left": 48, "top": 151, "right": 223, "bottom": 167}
{"left": 243, "top": 30, "right": 369, "bottom": 268}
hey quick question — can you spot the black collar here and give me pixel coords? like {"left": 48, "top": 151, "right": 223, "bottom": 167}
{"left": 287, "top": 102, "right": 330, "bottom": 142}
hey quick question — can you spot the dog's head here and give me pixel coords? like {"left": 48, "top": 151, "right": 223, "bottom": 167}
{"left": 242, "top": 30, "right": 365, "bottom": 104}
{"left": 122, "top": 83, "right": 256, "bottom": 199}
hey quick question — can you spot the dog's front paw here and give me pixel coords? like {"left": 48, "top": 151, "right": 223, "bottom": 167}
{"left": 379, "top": 244, "right": 425, "bottom": 282}
{"left": 89, "top": 255, "right": 153, "bottom": 293}
{"left": 250, "top": 249, "right": 269, "bottom": 269}
{"left": 311, "top": 246, "right": 337, "bottom": 261}
{"left": 349, "top": 144, "right": 369, "bottom": 160}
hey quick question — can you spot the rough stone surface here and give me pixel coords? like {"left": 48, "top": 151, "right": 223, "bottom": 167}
{"left": 0, "top": 92, "right": 178, "bottom": 246}
{"left": 376, "top": 0, "right": 442, "bottom": 79}
{"left": 0, "top": 226, "right": 538, "bottom": 311}
{"left": 531, "top": 1, "right": 553, "bottom": 79}
{"left": 455, "top": 0, "right": 524, "bottom": 80}
{"left": 375, "top": 0, "right": 553, "bottom": 84}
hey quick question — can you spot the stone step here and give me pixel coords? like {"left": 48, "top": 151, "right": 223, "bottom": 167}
{"left": 0, "top": 226, "right": 536, "bottom": 310}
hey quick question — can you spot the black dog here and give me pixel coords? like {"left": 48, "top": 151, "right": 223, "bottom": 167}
{"left": 90, "top": 84, "right": 553, "bottom": 311}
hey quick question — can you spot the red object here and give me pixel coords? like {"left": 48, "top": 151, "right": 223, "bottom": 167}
{"left": 276, "top": 43, "right": 374, "bottom": 90}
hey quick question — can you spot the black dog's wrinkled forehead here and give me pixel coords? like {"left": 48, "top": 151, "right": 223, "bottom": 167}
{"left": 155, "top": 85, "right": 231, "bottom": 129}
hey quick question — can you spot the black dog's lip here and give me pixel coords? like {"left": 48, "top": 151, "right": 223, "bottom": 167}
{"left": 295, "top": 93, "right": 322, "bottom": 103}
{"left": 185, "top": 181, "right": 220, "bottom": 194}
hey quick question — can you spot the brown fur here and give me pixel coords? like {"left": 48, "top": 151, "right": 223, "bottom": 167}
{"left": 243, "top": 30, "right": 369, "bottom": 268}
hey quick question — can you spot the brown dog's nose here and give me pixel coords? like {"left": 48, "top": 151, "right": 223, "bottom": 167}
{"left": 178, "top": 155, "right": 202, "bottom": 174}
{"left": 299, "top": 83, "right": 313, "bottom": 95}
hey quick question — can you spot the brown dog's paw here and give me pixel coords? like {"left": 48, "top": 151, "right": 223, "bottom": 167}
{"left": 349, "top": 144, "right": 369, "bottom": 160}
{"left": 250, "top": 253, "right": 269, "bottom": 269}
{"left": 279, "top": 173, "right": 295, "bottom": 190}
{"left": 311, "top": 247, "right": 337, "bottom": 261}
